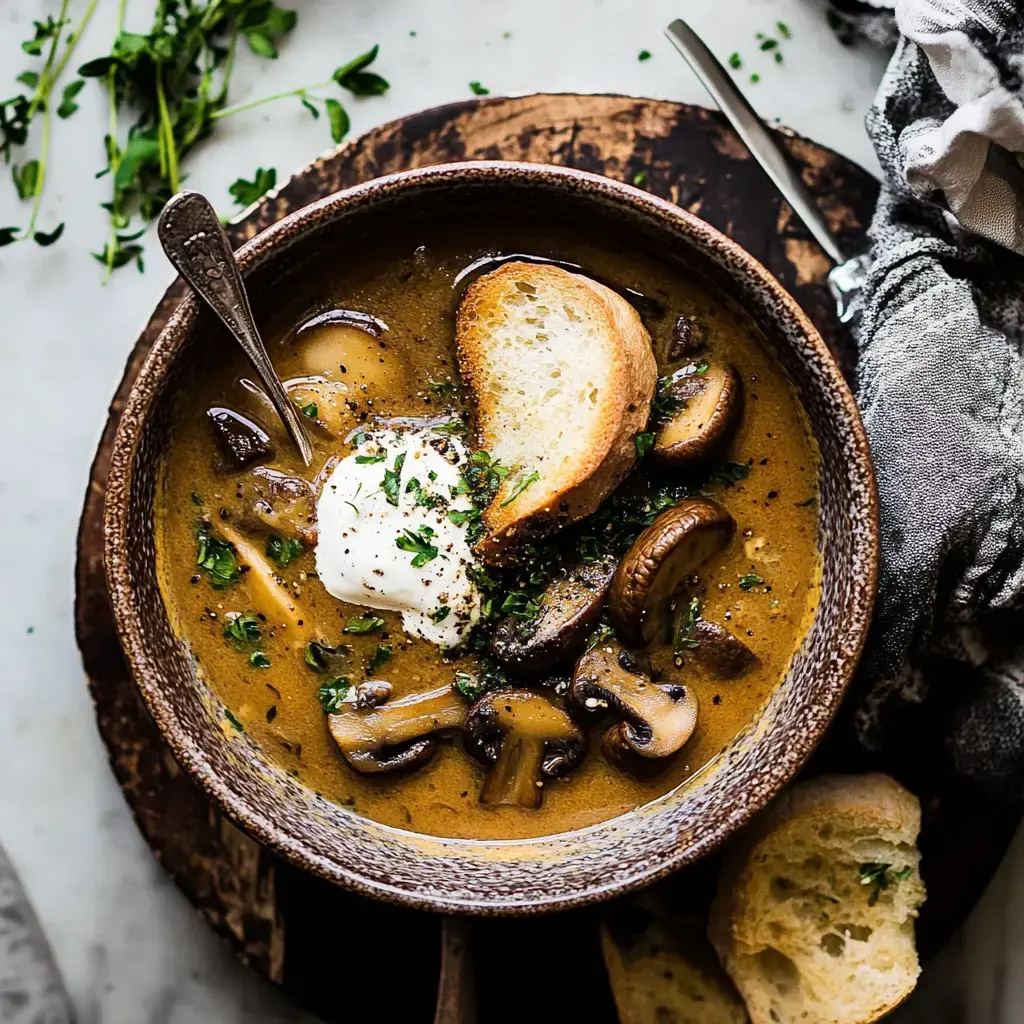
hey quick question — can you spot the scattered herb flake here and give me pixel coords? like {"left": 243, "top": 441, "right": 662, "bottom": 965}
{"left": 632, "top": 170, "right": 647, "bottom": 187}
{"left": 265, "top": 534, "right": 303, "bottom": 567}
{"left": 224, "top": 613, "right": 262, "bottom": 645}
{"left": 638, "top": 49, "right": 652, "bottom": 61}
{"left": 396, "top": 525, "right": 439, "bottom": 567}
{"left": 760, "top": 38, "right": 778, "bottom": 51}
{"left": 382, "top": 451, "right": 406, "bottom": 506}
{"left": 750, "top": 73, "right": 761, "bottom": 83}
{"left": 501, "top": 469, "right": 540, "bottom": 507}
{"left": 319, "top": 677, "right": 352, "bottom": 713}
{"left": 431, "top": 605, "right": 450, "bottom": 623}
{"left": 343, "top": 614, "right": 385, "bottom": 635}
{"left": 196, "top": 530, "right": 238, "bottom": 589}
{"left": 777, "top": 21, "right": 792, "bottom": 38}
{"left": 728, "top": 52, "right": 743, "bottom": 69}
{"left": 368, "top": 644, "right": 392, "bottom": 672}
{"left": 634, "top": 432, "right": 656, "bottom": 459}
{"left": 676, "top": 597, "right": 702, "bottom": 651}
{"left": 739, "top": 573, "right": 765, "bottom": 591}
{"left": 249, "top": 651, "right": 271, "bottom": 669}
{"left": 300, "top": 402, "right": 318, "bottom": 419}
{"left": 229, "top": 167, "right": 277, "bottom": 208}
{"left": 469, "top": 81, "right": 490, "bottom": 96}
{"left": 224, "top": 709, "right": 244, "bottom": 731}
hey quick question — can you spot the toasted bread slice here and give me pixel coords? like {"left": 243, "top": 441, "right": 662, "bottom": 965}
{"left": 602, "top": 916, "right": 749, "bottom": 1024}
{"left": 709, "top": 773, "right": 925, "bottom": 1024}
{"left": 456, "top": 261, "right": 657, "bottom": 563}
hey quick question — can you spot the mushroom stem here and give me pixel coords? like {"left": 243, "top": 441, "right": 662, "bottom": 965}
{"left": 479, "top": 735, "right": 546, "bottom": 808}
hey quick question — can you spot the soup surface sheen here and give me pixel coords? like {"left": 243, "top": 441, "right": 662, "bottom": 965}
{"left": 156, "top": 218, "right": 820, "bottom": 841}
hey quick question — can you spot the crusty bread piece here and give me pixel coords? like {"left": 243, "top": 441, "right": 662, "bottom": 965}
{"left": 456, "top": 261, "right": 657, "bottom": 563}
{"left": 602, "top": 918, "right": 749, "bottom": 1024}
{"left": 709, "top": 773, "right": 925, "bottom": 1024}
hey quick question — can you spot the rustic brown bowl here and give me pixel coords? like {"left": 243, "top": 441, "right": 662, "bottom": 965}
{"left": 104, "top": 161, "right": 878, "bottom": 914}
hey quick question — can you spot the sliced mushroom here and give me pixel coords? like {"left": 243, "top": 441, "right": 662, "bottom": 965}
{"left": 687, "top": 619, "right": 758, "bottom": 678}
{"left": 233, "top": 467, "right": 317, "bottom": 543}
{"left": 489, "top": 556, "right": 618, "bottom": 672}
{"left": 208, "top": 407, "right": 274, "bottom": 468}
{"left": 217, "top": 522, "right": 310, "bottom": 636}
{"left": 609, "top": 499, "right": 735, "bottom": 646}
{"left": 652, "top": 364, "right": 742, "bottom": 466}
{"left": 288, "top": 321, "right": 407, "bottom": 395}
{"left": 328, "top": 684, "right": 466, "bottom": 774}
{"left": 464, "top": 690, "right": 586, "bottom": 808}
{"left": 571, "top": 641, "right": 698, "bottom": 759}
{"left": 667, "top": 315, "right": 707, "bottom": 361}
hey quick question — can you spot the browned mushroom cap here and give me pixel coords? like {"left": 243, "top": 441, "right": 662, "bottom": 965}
{"left": 464, "top": 690, "right": 586, "bottom": 808}
{"left": 489, "top": 556, "right": 618, "bottom": 672}
{"left": 208, "top": 407, "right": 274, "bottom": 468}
{"left": 571, "top": 641, "right": 698, "bottom": 759}
{"left": 328, "top": 684, "right": 466, "bottom": 774}
{"left": 651, "top": 365, "right": 742, "bottom": 466}
{"left": 688, "top": 619, "right": 758, "bottom": 678}
{"left": 232, "top": 467, "right": 318, "bottom": 544}
{"left": 609, "top": 498, "right": 735, "bottom": 646}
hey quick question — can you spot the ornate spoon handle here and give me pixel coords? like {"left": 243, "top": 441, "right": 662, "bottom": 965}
{"left": 158, "top": 191, "right": 314, "bottom": 466}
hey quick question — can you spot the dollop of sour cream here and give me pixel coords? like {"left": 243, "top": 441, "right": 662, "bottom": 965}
{"left": 315, "top": 427, "right": 481, "bottom": 647}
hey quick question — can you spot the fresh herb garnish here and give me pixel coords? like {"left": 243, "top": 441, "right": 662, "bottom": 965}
{"left": 355, "top": 448, "right": 387, "bottom": 464}
{"left": 710, "top": 461, "right": 751, "bottom": 486}
{"left": 367, "top": 644, "right": 392, "bottom": 672}
{"left": 382, "top": 451, "right": 406, "bottom": 506}
{"left": 265, "top": 534, "right": 303, "bottom": 567}
{"left": 469, "top": 80, "right": 490, "bottom": 95}
{"left": 428, "top": 378, "right": 460, "bottom": 401}
{"left": 431, "top": 605, "right": 450, "bottom": 623}
{"left": 638, "top": 49, "right": 652, "bottom": 61}
{"left": 249, "top": 651, "right": 271, "bottom": 669}
{"left": 500, "top": 591, "right": 541, "bottom": 620}
{"left": 858, "top": 863, "right": 912, "bottom": 907}
{"left": 224, "top": 708, "right": 244, "bottom": 731}
{"left": 634, "top": 432, "right": 656, "bottom": 459}
{"left": 433, "top": 418, "right": 468, "bottom": 437}
{"left": 453, "top": 658, "right": 510, "bottom": 702}
{"left": 224, "top": 613, "right": 261, "bottom": 645}
{"left": 501, "top": 469, "right": 540, "bottom": 507}
{"left": 459, "top": 449, "right": 510, "bottom": 508}
{"left": 739, "top": 573, "right": 764, "bottom": 591}
{"left": 318, "top": 677, "right": 352, "bottom": 713}
{"left": 229, "top": 166, "right": 276, "bottom": 208}
{"left": 343, "top": 614, "right": 385, "bottom": 635}
{"left": 728, "top": 52, "right": 743, "bottom": 69}
{"left": 676, "top": 597, "right": 702, "bottom": 650}
{"left": 632, "top": 170, "right": 647, "bottom": 187}
{"left": 300, "top": 402, "right": 318, "bottom": 419}
{"left": 695, "top": 360, "right": 710, "bottom": 375}
{"left": 750, "top": 72, "right": 761, "bottom": 84}
{"left": 406, "top": 477, "right": 444, "bottom": 510}
{"left": 396, "top": 525, "right": 439, "bottom": 567}
{"left": 777, "top": 21, "right": 792, "bottom": 38}
{"left": 196, "top": 529, "right": 238, "bottom": 589}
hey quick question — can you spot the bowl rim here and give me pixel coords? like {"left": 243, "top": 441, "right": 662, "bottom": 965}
{"left": 103, "top": 159, "right": 879, "bottom": 913}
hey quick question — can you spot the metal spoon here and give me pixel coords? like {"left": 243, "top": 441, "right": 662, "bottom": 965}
{"left": 157, "top": 190, "right": 314, "bottom": 465}
{"left": 664, "top": 18, "right": 870, "bottom": 323}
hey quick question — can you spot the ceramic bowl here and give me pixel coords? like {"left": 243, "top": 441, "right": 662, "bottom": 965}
{"left": 104, "top": 161, "right": 878, "bottom": 913}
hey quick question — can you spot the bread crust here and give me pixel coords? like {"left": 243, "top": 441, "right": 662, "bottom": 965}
{"left": 708, "top": 773, "right": 924, "bottom": 1024}
{"left": 456, "top": 262, "right": 657, "bottom": 564}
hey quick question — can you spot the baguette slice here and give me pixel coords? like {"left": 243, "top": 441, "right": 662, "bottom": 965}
{"left": 709, "top": 773, "right": 925, "bottom": 1024}
{"left": 456, "top": 262, "right": 657, "bottom": 563}
{"left": 602, "top": 917, "right": 749, "bottom": 1024}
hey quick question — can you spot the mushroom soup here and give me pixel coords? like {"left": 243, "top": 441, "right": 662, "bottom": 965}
{"left": 155, "top": 218, "right": 820, "bottom": 841}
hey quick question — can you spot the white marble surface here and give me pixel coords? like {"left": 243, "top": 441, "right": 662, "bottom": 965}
{"left": 0, "top": 0, "right": 1016, "bottom": 1021}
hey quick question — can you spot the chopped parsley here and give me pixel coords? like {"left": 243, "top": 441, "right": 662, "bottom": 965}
{"left": 367, "top": 644, "right": 392, "bottom": 672}
{"left": 406, "top": 477, "right": 445, "bottom": 509}
{"left": 431, "top": 605, "right": 450, "bottom": 623}
{"left": 319, "top": 678, "right": 352, "bottom": 713}
{"left": 433, "top": 418, "right": 468, "bottom": 437}
{"left": 428, "top": 379, "right": 460, "bottom": 401}
{"left": 710, "top": 461, "right": 751, "bottom": 486}
{"left": 634, "top": 432, "right": 656, "bottom": 459}
{"left": 501, "top": 469, "right": 540, "bottom": 507}
{"left": 638, "top": 49, "right": 652, "bottom": 61}
{"left": 459, "top": 449, "right": 510, "bottom": 507}
{"left": 304, "top": 639, "right": 352, "bottom": 672}
{"left": 777, "top": 21, "right": 792, "bottom": 38}
{"left": 249, "top": 651, "right": 271, "bottom": 669}
{"left": 343, "top": 614, "right": 385, "bottom": 635}
{"left": 760, "top": 38, "right": 778, "bottom": 51}
{"left": 500, "top": 592, "right": 541, "bottom": 620}
{"left": 224, "top": 613, "right": 261, "bottom": 645}
{"left": 469, "top": 81, "right": 490, "bottom": 95}
{"left": 300, "top": 402, "right": 318, "bottom": 419}
{"left": 224, "top": 709, "right": 244, "bottom": 732}
{"left": 382, "top": 451, "right": 406, "bottom": 506}
{"left": 355, "top": 446, "right": 387, "bottom": 465}
{"left": 195, "top": 530, "right": 238, "bottom": 589}
{"left": 739, "top": 573, "right": 764, "bottom": 591}
{"left": 676, "top": 597, "right": 702, "bottom": 650}
{"left": 632, "top": 170, "right": 647, "bottom": 187}
{"left": 396, "top": 525, "right": 439, "bottom": 567}
{"left": 265, "top": 534, "right": 303, "bottom": 567}
{"left": 728, "top": 52, "right": 742, "bottom": 69}
{"left": 858, "top": 863, "right": 913, "bottom": 907}
{"left": 453, "top": 658, "right": 510, "bottom": 702}
{"left": 750, "top": 72, "right": 761, "bottom": 84}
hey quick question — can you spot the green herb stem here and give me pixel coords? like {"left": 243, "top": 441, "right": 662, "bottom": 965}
{"left": 210, "top": 79, "right": 334, "bottom": 121}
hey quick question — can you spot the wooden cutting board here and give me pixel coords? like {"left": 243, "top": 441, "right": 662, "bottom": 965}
{"left": 74, "top": 93, "right": 1019, "bottom": 1023}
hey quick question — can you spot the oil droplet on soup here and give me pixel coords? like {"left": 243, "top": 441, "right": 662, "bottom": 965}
{"left": 155, "top": 219, "right": 821, "bottom": 841}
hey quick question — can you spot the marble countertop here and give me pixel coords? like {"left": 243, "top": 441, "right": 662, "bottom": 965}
{"left": 0, "top": 0, "right": 1017, "bottom": 1020}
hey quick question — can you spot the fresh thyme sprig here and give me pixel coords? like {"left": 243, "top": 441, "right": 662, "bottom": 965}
{"left": 2, "top": 1, "right": 389, "bottom": 275}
